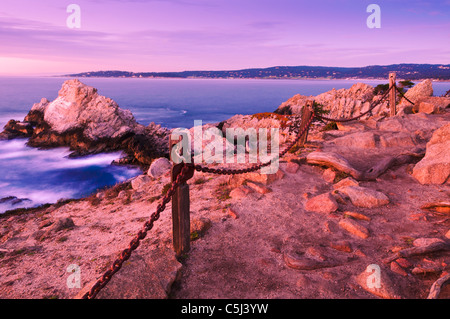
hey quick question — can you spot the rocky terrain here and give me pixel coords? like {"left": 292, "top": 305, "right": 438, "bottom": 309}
{"left": 0, "top": 79, "right": 449, "bottom": 299}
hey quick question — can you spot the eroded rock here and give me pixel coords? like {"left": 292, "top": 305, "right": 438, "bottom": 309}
{"left": 337, "top": 186, "right": 389, "bottom": 208}
{"left": 413, "top": 123, "right": 450, "bottom": 184}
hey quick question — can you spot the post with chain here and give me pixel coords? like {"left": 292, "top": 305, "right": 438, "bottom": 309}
{"left": 170, "top": 136, "right": 191, "bottom": 259}
{"left": 297, "top": 100, "right": 314, "bottom": 147}
{"left": 389, "top": 72, "right": 397, "bottom": 116}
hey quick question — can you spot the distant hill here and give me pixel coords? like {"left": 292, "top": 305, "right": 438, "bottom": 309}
{"left": 65, "top": 64, "right": 450, "bottom": 80}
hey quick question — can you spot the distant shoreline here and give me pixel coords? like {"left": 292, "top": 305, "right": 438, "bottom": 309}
{"left": 49, "top": 76, "right": 450, "bottom": 83}
{"left": 59, "top": 64, "right": 450, "bottom": 81}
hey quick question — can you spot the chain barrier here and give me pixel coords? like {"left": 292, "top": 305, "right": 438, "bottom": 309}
{"left": 81, "top": 163, "right": 193, "bottom": 299}
{"left": 82, "top": 81, "right": 398, "bottom": 298}
{"left": 394, "top": 84, "right": 415, "bottom": 105}
{"left": 192, "top": 111, "right": 315, "bottom": 175}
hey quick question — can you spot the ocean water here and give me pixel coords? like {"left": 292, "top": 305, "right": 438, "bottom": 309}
{"left": 0, "top": 77, "right": 448, "bottom": 213}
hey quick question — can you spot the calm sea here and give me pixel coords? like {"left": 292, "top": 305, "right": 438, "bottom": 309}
{"left": 0, "top": 77, "right": 448, "bottom": 212}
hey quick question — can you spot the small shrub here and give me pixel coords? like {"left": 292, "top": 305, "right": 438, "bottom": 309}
{"left": 194, "top": 178, "right": 207, "bottom": 185}
{"left": 161, "top": 183, "right": 172, "bottom": 195}
{"left": 87, "top": 194, "right": 101, "bottom": 207}
{"left": 321, "top": 121, "right": 338, "bottom": 132}
{"left": 374, "top": 83, "right": 389, "bottom": 95}
{"left": 399, "top": 80, "right": 414, "bottom": 88}
{"left": 333, "top": 171, "right": 351, "bottom": 183}
{"left": 215, "top": 184, "right": 231, "bottom": 202}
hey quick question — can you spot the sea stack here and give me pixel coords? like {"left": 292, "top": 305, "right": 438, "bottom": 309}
{"left": 0, "top": 79, "right": 170, "bottom": 166}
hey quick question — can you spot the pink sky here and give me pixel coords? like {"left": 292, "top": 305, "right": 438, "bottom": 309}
{"left": 0, "top": 0, "right": 449, "bottom": 75}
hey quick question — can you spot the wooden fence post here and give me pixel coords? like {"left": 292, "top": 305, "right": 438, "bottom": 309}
{"left": 389, "top": 72, "right": 397, "bottom": 116}
{"left": 170, "top": 136, "right": 191, "bottom": 259}
{"left": 298, "top": 100, "right": 314, "bottom": 147}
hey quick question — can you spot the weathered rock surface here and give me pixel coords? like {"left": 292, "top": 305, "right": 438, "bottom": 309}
{"left": 275, "top": 83, "right": 387, "bottom": 119}
{"left": 131, "top": 175, "right": 152, "bottom": 190}
{"left": 402, "top": 79, "right": 433, "bottom": 104}
{"left": 338, "top": 218, "right": 370, "bottom": 239}
{"left": 94, "top": 248, "right": 182, "bottom": 299}
{"left": 1, "top": 79, "right": 449, "bottom": 300}
{"left": 412, "top": 123, "right": 450, "bottom": 184}
{"left": 277, "top": 80, "right": 449, "bottom": 121}
{"left": 356, "top": 265, "right": 401, "bottom": 299}
{"left": 305, "top": 193, "right": 339, "bottom": 214}
{"left": 337, "top": 186, "right": 389, "bottom": 208}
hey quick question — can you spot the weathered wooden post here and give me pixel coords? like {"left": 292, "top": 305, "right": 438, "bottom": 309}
{"left": 389, "top": 72, "right": 397, "bottom": 116}
{"left": 169, "top": 136, "right": 191, "bottom": 259}
{"left": 298, "top": 99, "right": 314, "bottom": 147}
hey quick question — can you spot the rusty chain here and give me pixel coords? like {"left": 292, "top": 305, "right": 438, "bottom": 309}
{"left": 394, "top": 84, "right": 415, "bottom": 105}
{"left": 81, "top": 163, "right": 194, "bottom": 299}
{"left": 82, "top": 82, "right": 396, "bottom": 298}
{"left": 192, "top": 110, "right": 315, "bottom": 175}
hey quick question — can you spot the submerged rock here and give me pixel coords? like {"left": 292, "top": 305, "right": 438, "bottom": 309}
{"left": 0, "top": 196, "right": 32, "bottom": 206}
{"left": 413, "top": 123, "right": 450, "bottom": 184}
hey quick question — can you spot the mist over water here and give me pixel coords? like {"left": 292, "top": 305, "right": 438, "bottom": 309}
{"left": 0, "top": 77, "right": 448, "bottom": 213}
{"left": 0, "top": 139, "right": 141, "bottom": 213}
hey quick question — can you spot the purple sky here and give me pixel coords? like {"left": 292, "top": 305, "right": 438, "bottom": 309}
{"left": 0, "top": 0, "right": 449, "bottom": 75}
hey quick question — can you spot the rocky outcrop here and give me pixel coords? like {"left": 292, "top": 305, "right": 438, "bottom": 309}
{"left": 219, "top": 112, "right": 302, "bottom": 145}
{"left": 412, "top": 123, "right": 450, "bottom": 184}
{"left": 397, "top": 80, "right": 450, "bottom": 115}
{"left": 275, "top": 83, "right": 387, "bottom": 119}
{"left": 1, "top": 79, "right": 170, "bottom": 166}
{"left": 276, "top": 80, "right": 449, "bottom": 119}
{"left": 401, "top": 79, "right": 433, "bottom": 104}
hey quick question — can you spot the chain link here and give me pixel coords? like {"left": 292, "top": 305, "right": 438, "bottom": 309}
{"left": 193, "top": 110, "right": 315, "bottom": 175}
{"left": 82, "top": 164, "right": 192, "bottom": 299}
{"left": 82, "top": 84, "right": 394, "bottom": 298}
{"left": 394, "top": 84, "right": 415, "bottom": 105}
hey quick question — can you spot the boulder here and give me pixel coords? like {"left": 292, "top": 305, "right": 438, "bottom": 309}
{"left": 229, "top": 186, "right": 253, "bottom": 199}
{"left": 333, "top": 177, "right": 359, "bottom": 189}
{"left": 131, "top": 175, "right": 152, "bottom": 190}
{"left": 147, "top": 158, "right": 172, "bottom": 178}
{"left": 305, "top": 193, "right": 339, "bottom": 214}
{"left": 413, "top": 123, "right": 450, "bottom": 184}
{"left": 338, "top": 218, "right": 369, "bottom": 239}
{"left": 39, "top": 79, "right": 139, "bottom": 139}
{"left": 0, "top": 120, "right": 33, "bottom": 140}
{"left": 401, "top": 79, "right": 433, "bottom": 105}
{"left": 418, "top": 102, "right": 439, "bottom": 114}
{"left": 322, "top": 168, "right": 336, "bottom": 183}
{"left": 337, "top": 186, "right": 389, "bottom": 208}
{"left": 331, "top": 131, "right": 377, "bottom": 149}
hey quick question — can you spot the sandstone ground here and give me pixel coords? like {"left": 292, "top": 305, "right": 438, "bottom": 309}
{"left": 0, "top": 111, "right": 449, "bottom": 299}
